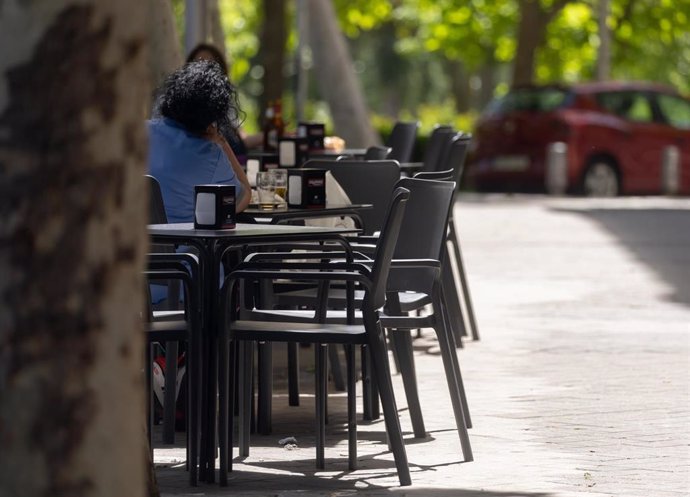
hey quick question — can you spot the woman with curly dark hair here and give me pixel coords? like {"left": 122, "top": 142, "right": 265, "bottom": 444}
{"left": 186, "top": 43, "right": 263, "bottom": 158}
{"left": 148, "top": 60, "right": 251, "bottom": 221}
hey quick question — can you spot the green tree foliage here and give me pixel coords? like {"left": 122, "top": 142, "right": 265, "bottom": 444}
{"left": 171, "top": 0, "right": 689, "bottom": 132}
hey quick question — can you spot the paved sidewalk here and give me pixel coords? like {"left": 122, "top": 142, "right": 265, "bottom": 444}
{"left": 156, "top": 195, "right": 690, "bottom": 497}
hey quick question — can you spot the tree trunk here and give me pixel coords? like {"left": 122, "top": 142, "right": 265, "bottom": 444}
{"left": 512, "top": 0, "right": 568, "bottom": 86}
{"left": 0, "top": 3, "right": 149, "bottom": 497}
{"left": 258, "top": 0, "right": 287, "bottom": 124}
{"left": 445, "top": 59, "right": 471, "bottom": 113}
{"left": 307, "top": 0, "right": 380, "bottom": 147}
{"left": 149, "top": 0, "right": 183, "bottom": 89}
{"left": 596, "top": 0, "right": 611, "bottom": 81}
{"left": 208, "top": 0, "right": 227, "bottom": 62}
{"left": 479, "top": 54, "right": 498, "bottom": 109}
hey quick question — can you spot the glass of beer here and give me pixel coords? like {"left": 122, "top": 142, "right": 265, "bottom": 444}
{"left": 273, "top": 169, "right": 288, "bottom": 208}
{"left": 256, "top": 171, "right": 276, "bottom": 210}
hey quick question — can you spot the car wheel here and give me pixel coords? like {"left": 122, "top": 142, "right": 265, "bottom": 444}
{"left": 582, "top": 160, "right": 620, "bottom": 197}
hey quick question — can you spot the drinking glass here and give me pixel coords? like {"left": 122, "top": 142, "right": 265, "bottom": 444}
{"left": 256, "top": 171, "right": 276, "bottom": 209}
{"left": 272, "top": 169, "right": 288, "bottom": 208}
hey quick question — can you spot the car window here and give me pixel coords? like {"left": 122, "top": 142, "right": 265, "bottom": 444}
{"left": 596, "top": 91, "right": 653, "bottom": 123}
{"left": 486, "top": 88, "right": 571, "bottom": 115}
{"left": 656, "top": 94, "right": 690, "bottom": 130}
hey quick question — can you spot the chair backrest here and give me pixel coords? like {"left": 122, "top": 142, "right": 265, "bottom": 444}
{"left": 438, "top": 134, "right": 472, "bottom": 185}
{"left": 421, "top": 125, "right": 455, "bottom": 173}
{"left": 364, "top": 145, "right": 392, "bottom": 160}
{"left": 367, "top": 187, "right": 410, "bottom": 310}
{"left": 302, "top": 159, "right": 401, "bottom": 235}
{"left": 414, "top": 169, "right": 454, "bottom": 181}
{"left": 385, "top": 121, "right": 419, "bottom": 163}
{"left": 393, "top": 177, "right": 456, "bottom": 261}
{"left": 146, "top": 174, "right": 168, "bottom": 224}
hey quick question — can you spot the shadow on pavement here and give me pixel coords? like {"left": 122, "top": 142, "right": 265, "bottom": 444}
{"left": 157, "top": 460, "right": 555, "bottom": 496}
{"left": 554, "top": 207, "right": 690, "bottom": 306}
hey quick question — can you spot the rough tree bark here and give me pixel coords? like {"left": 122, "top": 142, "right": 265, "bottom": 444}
{"left": 149, "top": 0, "right": 183, "bottom": 89}
{"left": 0, "top": 2, "right": 149, "bottom": 497}
{"left": 512, "top": 0, "right": 569, "bottom": 86}
{"left": 258, "top": 0, "right": 288, "bottom": 124}
{"left": 307, "top": 0, "right": 380, "bottom": 147}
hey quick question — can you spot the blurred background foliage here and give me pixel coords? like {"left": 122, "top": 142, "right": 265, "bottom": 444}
{"left": 172, "top": 0, "right": 689, "bottom": 136}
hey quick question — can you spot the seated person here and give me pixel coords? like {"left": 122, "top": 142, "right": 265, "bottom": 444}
{"left": 186, "top": 43, "right": 263, "bottom": 161}
{"left": 148, "top": 60, "right": 251, "bottom": 221}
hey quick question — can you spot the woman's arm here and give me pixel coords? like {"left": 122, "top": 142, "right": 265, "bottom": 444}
{"left": 206, "top": 125, "right": 252, "bottom": 212}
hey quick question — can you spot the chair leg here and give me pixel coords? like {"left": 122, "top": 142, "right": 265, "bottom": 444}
{"left": 188, "top": 333, "right": 200, "bottom": 486}
{"left": 364, "top": 311, "right": 411, "bottom": 486}
{"left": 361, "top": 344, "right": 381, "bottom": 421}
{"left": 287, "top": 342, "right": 300, "bottom": 406}
{"left": 442, "top": 244, "right": 468, "bottom": 345}
{"left": 436, "top": 286, "right": 473, "bottom": 462}
{"left": 146, "top": 344, "right": 153, "bottom": 457}
{"left": 361, "top": 344, "right": 373, "bottom": 420}
{"left": 315, "top": 343, "right": 327, "bottom": 469}
{"left": 163, "top": 340, "right": 178, "bottom": 444}
{"left": 238, "top": 341, "right": 253, "bottom": 457}
{"left": 345, "top": 344, "right": 357, "bottom": 470}
{"left": 449, "top": 218, "right": 480, "bottom": 341}
{"left": 389, "top": 331, "right": 426, "bottom": 438}
{"left": 257, "top": 342, "right": 272, "bottom": 435}
{"left": 218, "top": 338, "right": 229, "bottom": 486}
{"left": 447, "top": 325, "right": 473, "bottom": 430}
{"left": 328, "top": 344, "right": 346, "bottom": 392}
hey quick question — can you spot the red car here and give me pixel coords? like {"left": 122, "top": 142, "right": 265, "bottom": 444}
{"left": 465, "top": 82, "right": 690, "bottom": 195}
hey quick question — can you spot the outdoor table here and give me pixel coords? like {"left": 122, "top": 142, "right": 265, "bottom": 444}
{"left": 239, "top": 203, "right": 372, "bottom": 229}
{"left": 148, "top": 222, "right": 359, "bottom": 483}
{"left": 246, "top": 148, "right": 368, "bottom": 162}
{"left": 305, "top": 148, "right": 367, "bottom": 159}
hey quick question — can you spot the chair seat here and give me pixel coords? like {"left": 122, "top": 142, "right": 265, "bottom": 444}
{"left": 244, "top": 308, "right": 437, "bottom": 330}
{"left": 229, "top": 319, "right": 367, "bottom": 344}
{"left": 152, "top": 309, "right": 186, "bottom": 321}
{"left": 146, "top": 319, "right": 189, "bottom": 342}
{"left": 275, "top": 288, "right": 431, "bottom": 312}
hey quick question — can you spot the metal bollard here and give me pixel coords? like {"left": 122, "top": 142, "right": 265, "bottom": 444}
{"left": 545, "top": 142, "right": 568, "bottom": 195}
{"left": 662, "top": 145, "right": 680, "bottom": 195}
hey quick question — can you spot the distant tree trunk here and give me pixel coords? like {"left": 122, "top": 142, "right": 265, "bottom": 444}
{"left": 149, "top": 0, "right": 183, "bottom": 89}
{"left": 596, "top": 0, "right": 611, "bottom": 80}
{"left": 512, "top": 0, "right": 568, "bottom": 86}
{"left": 0, "top": 2, "right": 149, "bottom": 497}
{"left": 258, "top": 0, "right": 287, "bottom": 125}
{"left": 445, "top": 59, "right": 471, "bottom": 113}
{"left": 479, "top": 53, "right": 498, "bottom": 109}
{"left": 208, "top": 0, "right": 227, "bottom": 62}
{"left": 308, "top": 0, "right": 380, "bottom": 147}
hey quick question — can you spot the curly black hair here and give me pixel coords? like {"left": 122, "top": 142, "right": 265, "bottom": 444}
{"left": 156, "top": 60, "right": 241, "bottom": 135}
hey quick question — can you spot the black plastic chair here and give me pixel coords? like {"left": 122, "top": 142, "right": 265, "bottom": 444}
{"left": 378, "top": 177, "right": 472, "bottom": 460}
{"left": 421, "top": 126, "right": 455, "bottom": 172}
{"left": 217, "top": 187, "right": 412, "bottom": 486}
{"left": 364, "top": 145, "right": 392, "bottom": 160}
{"left": 239, "top": 178, "right": 474, "bottom": 461}
{"left": 144, "top": 252, "right": 202, "bottom": 486}
{"left": 417, "top": 135, "right": 480, "bottom": 343}
{"left": 301, "top": 159, "right": 401, "bottom": 236}
{"left": 386, "top": 121, "right": 419, "bottom": 163}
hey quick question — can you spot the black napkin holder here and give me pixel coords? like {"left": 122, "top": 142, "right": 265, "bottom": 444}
{"left": 298, "top": 122, "right": 326, "bottom": 151}
{"left": 194, "top": 184, "right": 236, "bottom": 229}
{"left": 287, "top": 169, "right": 326, "bottom": 208}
